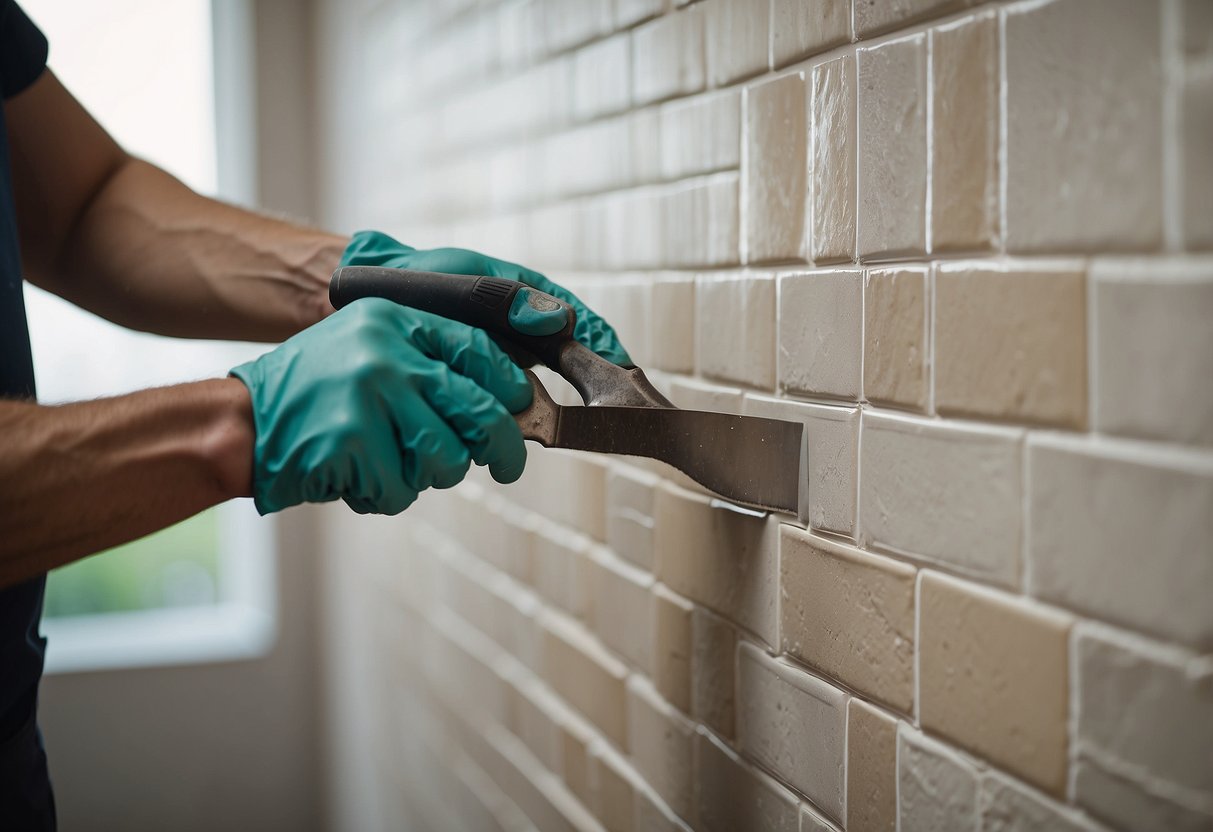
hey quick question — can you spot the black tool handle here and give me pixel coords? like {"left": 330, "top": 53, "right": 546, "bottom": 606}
{"left": 329, "top": 266, "right": 575, "bottom": 367}
{"left": 329, "top": 265, "right": 674, "bottom": 409}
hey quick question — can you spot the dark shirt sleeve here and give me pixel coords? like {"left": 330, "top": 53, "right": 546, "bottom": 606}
{"left": 0, "top": 1, "right": 48, "bottom": 99}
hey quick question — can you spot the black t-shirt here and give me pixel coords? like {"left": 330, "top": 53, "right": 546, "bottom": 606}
{"left": 0, "top": 2, "right": 55, "bottom": 829}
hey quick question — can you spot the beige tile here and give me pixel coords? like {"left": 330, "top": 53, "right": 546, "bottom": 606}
{"left": 898, "top": 725, "right": 980, "bottom": 832}
{"left": 1074, "top": 625, "right": 1213, "bottom": 831}
{"left": 772, "top": 0, "right": 851, "bottom": 67}
{"left": 737, "top": 642, "right": 847, "bottom": 822}
{"left": 931, "top": 14, "right": 999, "bottom": 253}
{"left": 616, "top": 0, "right": 666, "bottom": 29}
{"left": 864, "top": 267, "right": 929, "bottom": 411}
{"left": 572, "top": 34, "right": 632, "bottom": 122}
{"left": 857, "top": 35, "right": 928, "bottom": 259}
{"left": 1028, "top": 434, "right": 1213, "bottom": 650}
{"left": 654, "top": 482, "right": 780, "bottom": 647}
{"left": 531, "top": 522, "right": 592, "bottom": 619}
{"left": 781, "top": 528, "right": 916, "bottom": 714}
{"left": 854, "top": 0, "right": 966, "bottom": 37}
{"left": 860, "top": 412, "right": 1022, "bottom": 586}
{"left": 695, "top": 730, "right": 800, "bottom": 832}
{"left": 704, "top": 0, "right": 770, "bottom": 87}
{"left": 847, "top": 699, "right": 898, "bottom": 832}
{"left": 633, "top": 5, "right": 706, "bottom": 106}
{"left": 652, "top": 584, "right": 694, "bottom": 713}
{"left": 513, "top": 447, "right": 608, "bottom": 541}
{"left": 631, "top": 107, "right": 664, "bottom": 185}
{"left": 634, "top": 785, "right": 693, "bottom": 832}
{"left": 744, "top": 394, "right": 859, "bottom": 536}
{"left": 743, "top": 73, "right": 809, "bottom": 264}
{"left": 691, "top": 607, "right": 737, "bottom": 739}
{"left": 508, "top": 676, "right": 564, "bottom": 772}
{"left": 660, "top": 89, "right": 741, "bottom": 180}
{"left": 1183, "top": 66, "right": 1213, "bottom": 249}
{"left": 667, "top": 374, "right": 746, "bottom": 415}
{"left": 541, "top": 610, "right": 631, "bottom": 750}
{"left": 650, "top": 275, "right": 697, "bottom": 374}
{"left": 542, "top": 0, "right": 613, "bottom": 53}
{"left": 777, "top": 269, "right": 864, "bottom": 399}
{"left": 1004, "top": 0, "right": 1162, "bottom": 251}
{"left": 663, "top": 171, "right": 740, "bottom": 267}
{"left": 811, "top": 54, "right": 857, "bottom": 264}
{"left": 696, "top": 272, "right": 776, "bottom": 388}
{"left": 919, "top": 572, "right": 1073, "bottom": 796}
{"left": 627, "top": 677, "right": 695, "bottom": 822}
{"left": 588, "top": 740, "right": 638, "bottom": 832}
{"left": 935, "top": 264, "right": 1087, "bottom": 428}
{"left": 1094, "top": 260, "right": 1213, "bottom": 446}
{"left": 559, "top": 712, "right": 596, "bottom": 807}
{"left": 981, "top": 770, "right": 1105, "bottom": 832}
{"left": 587, "top": 546, "right": 655, "bottom": 670}
{"left": 607, "top": 464, "right": 659, "bottom": 570}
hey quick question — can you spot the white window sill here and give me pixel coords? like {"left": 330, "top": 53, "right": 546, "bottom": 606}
{"left": 43, "top": 602, "right": 276, "bottom": 675}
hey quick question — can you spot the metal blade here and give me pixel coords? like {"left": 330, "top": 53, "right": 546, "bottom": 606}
{"left": 549, "top": 405, "right": 805, "bottom": 516}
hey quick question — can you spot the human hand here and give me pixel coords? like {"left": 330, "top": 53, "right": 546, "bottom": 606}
{"left": 230, "top": 298, "right": 531, "bottom": 515}
{"left": 340, "top": 230, "right": 632, "bottom": 366}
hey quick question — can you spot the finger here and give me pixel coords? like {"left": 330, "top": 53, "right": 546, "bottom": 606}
{"left": 412, "top": 317, "right": 533, "bottom": 414}
{"left": 495, "top": 264, "right": 634, "bottom": 367}
{"left": 400, "top": 407, "right": 473, "bottom": 491}
{"left": 421, "top": 368, "right": 528, "bottom": 484}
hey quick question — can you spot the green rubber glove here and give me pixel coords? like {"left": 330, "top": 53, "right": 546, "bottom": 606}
{"left": 340, "top": 230, "right": 633, "bottom": 366}
{"left": 231, "top": 298, "right": 532, "bottom": 516}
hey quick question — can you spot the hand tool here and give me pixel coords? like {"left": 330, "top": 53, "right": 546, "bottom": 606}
{"left": 329, "top": 266, "right": 807, "bottom": 518}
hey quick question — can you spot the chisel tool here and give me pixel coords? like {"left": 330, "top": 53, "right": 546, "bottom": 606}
{"left": 329, "top": 266, "right": 807, "bottom": 519}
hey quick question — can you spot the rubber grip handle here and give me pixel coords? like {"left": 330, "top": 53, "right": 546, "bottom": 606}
{"left": 329, "top": 265, "right": 575, "bottom": 367}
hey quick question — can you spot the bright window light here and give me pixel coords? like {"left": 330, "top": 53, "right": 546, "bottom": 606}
{"left": 19, "top": 0, "right": 275, "bottom": 669}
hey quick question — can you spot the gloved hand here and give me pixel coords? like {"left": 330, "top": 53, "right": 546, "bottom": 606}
{"left": 340, "top": 230, "right": 632, "bottom": 366}
{"left": 231, "top": 298, "right": 531, "bottom": 516}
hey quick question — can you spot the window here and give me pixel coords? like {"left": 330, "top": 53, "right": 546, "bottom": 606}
{"left": 21, "top": 0, "right": 275, "bottom": 672}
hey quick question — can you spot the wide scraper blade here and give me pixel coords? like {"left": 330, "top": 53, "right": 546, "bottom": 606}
{"left": 545, "top": 405, "right": 806, "bottom": 516}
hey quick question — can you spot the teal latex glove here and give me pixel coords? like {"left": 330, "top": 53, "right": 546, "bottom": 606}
{"left": 340, "top": 230, "right": 633, "bottom": 366}
{"left": 231, "top": 298, "right": 532, "bottom": 516}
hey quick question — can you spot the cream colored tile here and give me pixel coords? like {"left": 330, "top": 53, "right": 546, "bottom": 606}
{"left": 650, "top": 275, "right": 697, "bottom": 374}
{"left": 652, "top": 584, "right": 693, "bottom": 713}
{"left": 847, "top": 699, "right": 898, "bottom": 832}
{"left": 1074, "top": 625, "right": 1213, "bottom": 831}
{"left": 704, "top": 0, "right": 770, "bottom": 87}
{"left": 633, "top": 5, "right": 706, "bottom": 106}
{"left": 854, "top": 0, "right": 967, "bottom": 37}
{"left": 935, "top": 263, "right": 1087, "bottom": 428}
{"left": 898, "top": 725, "right": 980, "bottom": 832}
{"left": 695, "top": 731, "right": 800, "bottom": 832}
{"left": 931, "top": 14, "right": 999, "bottom": 252}
{"left": 778, "top": 269, "right": 863, "bottom": 399}
{"left": 919, "top": 572, "right": 1073, "bottom": 796}
{"left": 737, "top": 642, "right": 847, "bottom": 822}
{"left": 627, "top": 677, "right": 695, "bottom": 821}
{"left": 772, "top": 0, "right": 851, "bottom": 67}
{"left": 1093, "top": 260, "right": 1213, "bottom": 446}
{"left": 781, "top": 528, "right": 916, "bottom": 713}
{"left": 1004, "top": 0, "right": 1163, "bottom": 251}
{"left": 864, "top": 267, "right": 929, "bottom": 411}
{"left": 691, "top": 606, "right": 737, "bottom": 739}
{"left": 812, "top": 54, "right": 857, "bottom": 264}
{"left": 857, "top": 35, "right": 928, "bottom": 259}
{"left": 1028, "top": 434, "right": 1213, "bottom": 650}
{"left": 696, "top": 272, "right": 777, "bottom": 388}
{"left": 744, "top": 73, "right": 809, "bottom": 264}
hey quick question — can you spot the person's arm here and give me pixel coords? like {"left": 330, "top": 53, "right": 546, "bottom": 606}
{"left": 0, "top": 379, "right": 253, "bottom": 588}
{"left": 6, "top": 69, "right": 344, "bottom": 342}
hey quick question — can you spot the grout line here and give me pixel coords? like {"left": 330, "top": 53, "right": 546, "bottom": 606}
{"left": 1161, "top": 0, "right": 1183, "bottom": 253}
{"left": 997, "top": 7, "right": 1009, "bottom": 254}
{"left": 925, "top": 29, "right": 935, "bottom": 256}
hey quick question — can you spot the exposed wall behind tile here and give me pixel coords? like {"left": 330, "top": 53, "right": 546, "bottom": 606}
{"left": 312, "top": 1, "right": 1213, "bottom": 830}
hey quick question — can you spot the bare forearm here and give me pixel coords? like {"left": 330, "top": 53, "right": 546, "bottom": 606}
{"left": 7, "top": 70, "right": 347, "bottom": 341}
{"left": 51, "top": 158, "right": 346, "bottom": 341}
{"left": 0, "top": 378, "right": 254, "bottom": 587}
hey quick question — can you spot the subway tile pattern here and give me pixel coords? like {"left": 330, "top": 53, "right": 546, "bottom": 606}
{"left": 316, "top": 1, "right": 1213, "bottom": 829}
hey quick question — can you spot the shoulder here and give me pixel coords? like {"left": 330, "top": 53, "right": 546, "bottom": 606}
{"left": 1, "top": 1, "right": 50, "bottom": 101}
